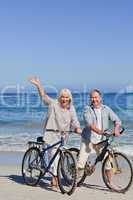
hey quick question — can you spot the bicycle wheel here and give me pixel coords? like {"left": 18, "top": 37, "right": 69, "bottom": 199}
{"left": 22, "top": 147, "right": 43, "bottom": 186}
{"left": 57, "top": 150, "right": 77, "bottom": 195}
{"left": 69, "top": 148, "right": 87, "bottom": 186}
{"left": 102, "top": 152, "right": 133, "bottom": 192}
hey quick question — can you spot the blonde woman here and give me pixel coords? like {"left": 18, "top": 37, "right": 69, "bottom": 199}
{"left": 29, "top": 77, "right": 81, "bottom": 187}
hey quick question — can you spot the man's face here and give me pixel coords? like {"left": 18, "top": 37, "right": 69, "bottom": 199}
{"left": 90, "top": 91, "right": 102, "bottom": 108}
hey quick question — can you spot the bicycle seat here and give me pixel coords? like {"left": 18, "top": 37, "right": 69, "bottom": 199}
{"left": 37, "top": 136, "right": 44, "bottom": 143}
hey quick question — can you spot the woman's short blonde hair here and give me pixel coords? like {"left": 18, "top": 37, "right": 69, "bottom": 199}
{"left": 58, "top": 88, "right": 73, "bottom": 104}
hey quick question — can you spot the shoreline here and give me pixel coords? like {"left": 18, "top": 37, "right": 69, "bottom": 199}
{"left": 0, "top": 151, "right": 24, "bottom": 165}
{"left": 0, "top": 150, "right": 132, "bottom": 165}
{"left": 0, "top": 150, "right": 132, "bottom": 168}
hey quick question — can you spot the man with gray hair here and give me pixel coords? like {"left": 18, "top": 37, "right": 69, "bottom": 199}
{"left": 77, "top": 89, "right": 121, "bottom": 186}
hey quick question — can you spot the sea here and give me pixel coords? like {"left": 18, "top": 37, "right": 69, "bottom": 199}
{"left": 0, "top": 91, "right": 133, "bottom": 157}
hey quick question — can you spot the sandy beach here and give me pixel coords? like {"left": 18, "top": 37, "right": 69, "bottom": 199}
{"left": 0, "top": 151, "right": 132, "bottom": 200}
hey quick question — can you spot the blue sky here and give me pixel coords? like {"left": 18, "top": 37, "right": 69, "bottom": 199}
{"left": 0, "top": 0, "right": 133, "bottom": 92}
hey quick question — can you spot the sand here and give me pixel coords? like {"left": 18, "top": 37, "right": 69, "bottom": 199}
{"left": 0, "top": 151, "right": 133, "bottom": 200}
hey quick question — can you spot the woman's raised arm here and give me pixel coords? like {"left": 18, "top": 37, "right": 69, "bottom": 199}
{"left": 28, "top": 77, "right": 52, "bottom": 105}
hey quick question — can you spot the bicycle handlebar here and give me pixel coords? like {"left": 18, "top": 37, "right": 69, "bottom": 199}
{"left": 46, "top": 127, "right": 125, "bottom": 136}
{"left": 103, "top": 127, "right": 125, "bottom": 137}
{"left": 45, "top": 129, "right": 76, "bottom": 134}
{"left": 120, "top": 127, "right": 125, "bottom": 134}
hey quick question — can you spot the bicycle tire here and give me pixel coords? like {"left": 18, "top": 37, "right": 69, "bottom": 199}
{"left": 69, "top": 148, "right": 87, "bottom": 186}
{"left": 22, "top": 147, "right": 43, "bottom": 186}
{"left": 57, "top": 150, "right": 77, "bottom": 195}
{"left": 102, "top": 152, "right": 133, "bottom": 192}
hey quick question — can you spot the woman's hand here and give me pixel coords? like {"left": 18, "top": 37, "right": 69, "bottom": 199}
{"left": 28, "top": 77, "right": 46, "bottom": 100}
{"left": 28, "top": 77, "right": 41, "bottom": 87}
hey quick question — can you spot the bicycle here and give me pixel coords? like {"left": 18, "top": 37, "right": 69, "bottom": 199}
{"left": 22, "top": 129, "right": 77, "bottom": 195}
{"left": 69, "top": 128, "right": 133, "bottom": 193}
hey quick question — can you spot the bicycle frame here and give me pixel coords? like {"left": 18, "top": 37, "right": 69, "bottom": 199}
{"left": 28, "top": 129, "right": 75, "bottom": 176}
{"left": 42, "top": 138, "right": 63, "bottom": 173}
{"left": 92, "top": 135, "right": 124, "bottom": 176}
{"left": 22, "top": 131, "right": 78, "bottom": 195}
{"left": 94, "top": 128, "right": 125, "bottom": 164}
{"left": 94, "top": 139, "right": 110, "bottom": 165}
{"left": 30, "top": 136, "right": 65, "bottom": 176}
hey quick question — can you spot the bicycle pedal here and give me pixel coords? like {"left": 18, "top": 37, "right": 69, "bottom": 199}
{"left": 39, "top": 167, "right": 45, "bottom": 174}
{"left": 85, "top": 165, "right": 95, "bottom": 176}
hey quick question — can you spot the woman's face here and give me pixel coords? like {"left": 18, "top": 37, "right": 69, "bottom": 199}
{"left": 59, "top": 91, "right": 71, "bottom": 108}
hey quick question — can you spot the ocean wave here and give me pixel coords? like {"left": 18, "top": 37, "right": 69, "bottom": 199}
{"left": 114, "top": 145, "right": 133, "bottom": 156}
{"left": 0, "top": 132, "right": 133, "bottom": 157}
{"left": 0, "top": 132, "right": 42, "bottom": 152}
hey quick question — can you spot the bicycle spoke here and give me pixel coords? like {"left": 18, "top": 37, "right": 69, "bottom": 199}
{"left": 69, "top": 148, "right": 87, "bottom": 186}
{"left": 102, "top": 152, "right": 133, "bottom": 192}
{"left": 22, "top": 147, "right": 42, "bottom": 186}
{"left": 57, "top": 151, "right": 77, "bottom": 195}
